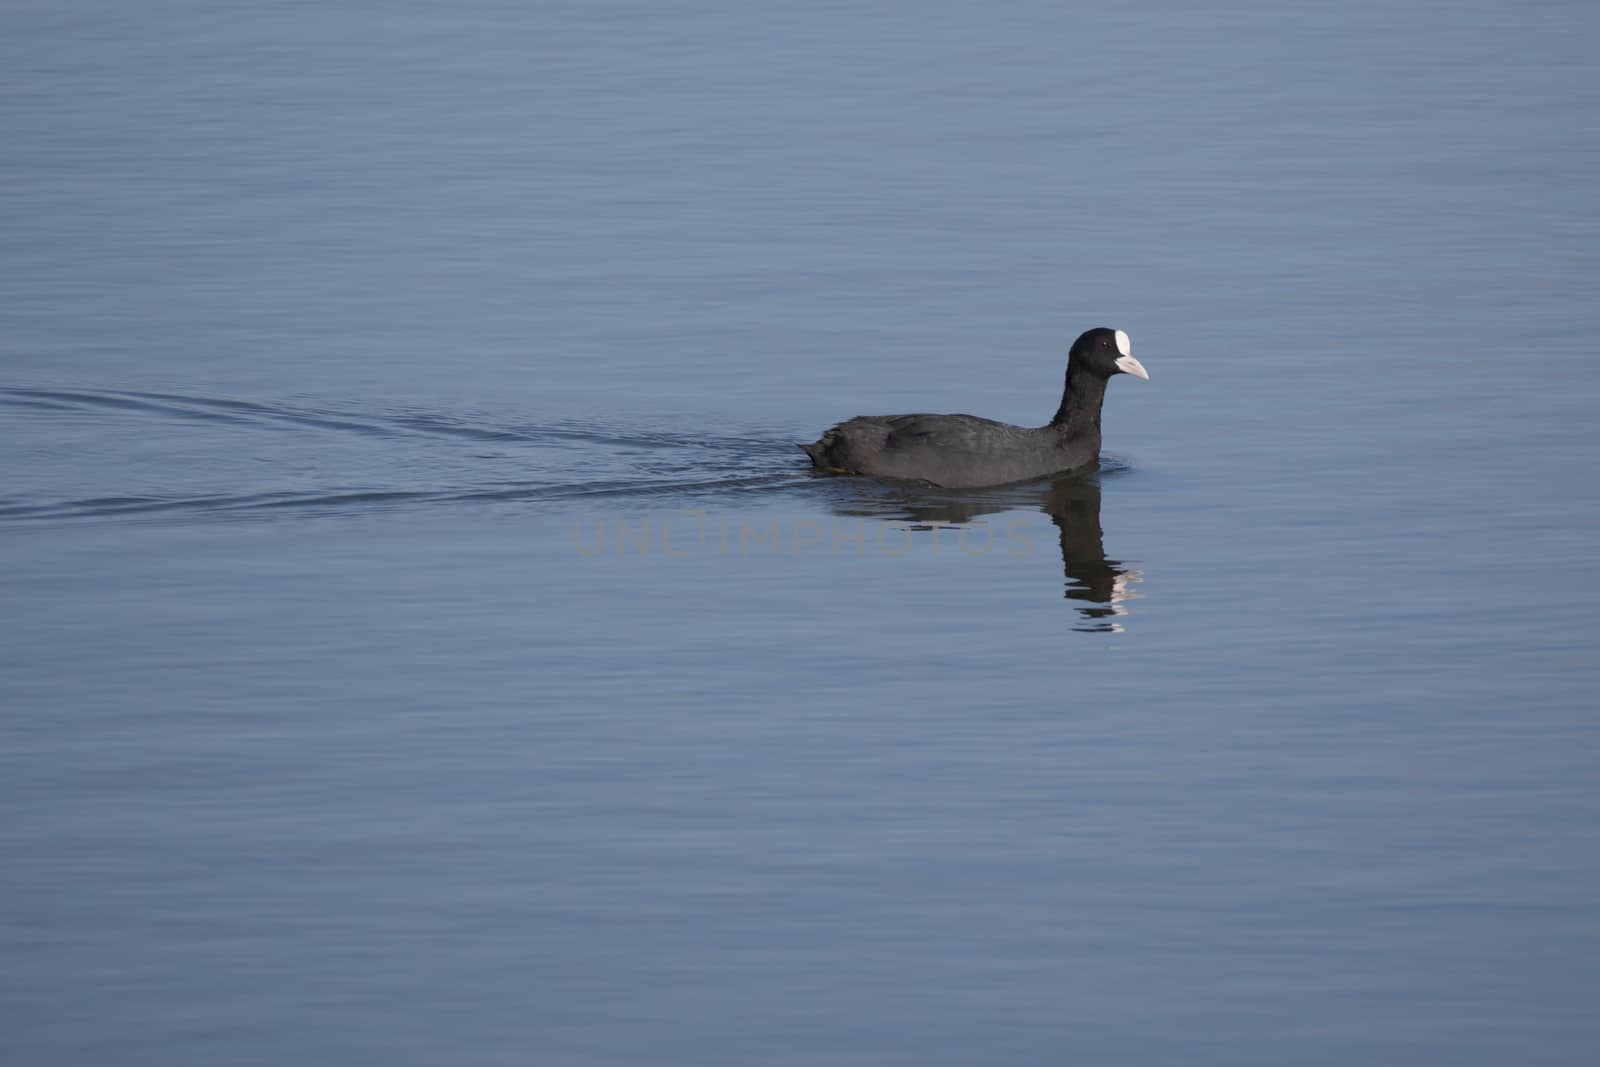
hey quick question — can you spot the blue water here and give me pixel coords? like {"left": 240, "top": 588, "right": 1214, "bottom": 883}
{"left": 4, "top": 2, "right": 1599, "bottom": 1064}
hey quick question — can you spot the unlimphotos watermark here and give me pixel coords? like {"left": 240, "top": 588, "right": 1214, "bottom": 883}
{"left": 573, "top": 510, "right": 1039, "bottom": 558}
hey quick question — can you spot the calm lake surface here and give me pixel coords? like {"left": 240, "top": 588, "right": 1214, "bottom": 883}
{"left": 4, "top": 2, "right": 1598, "bottom": 1064}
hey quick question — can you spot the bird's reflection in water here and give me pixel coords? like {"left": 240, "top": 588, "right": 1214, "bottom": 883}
{"left": 824, "top": 472, "right": 1142, "bottom": 633}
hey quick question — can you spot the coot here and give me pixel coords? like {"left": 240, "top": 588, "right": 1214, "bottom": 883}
{"left": 800, "top": 326, "right": 1149, "bottom": 488}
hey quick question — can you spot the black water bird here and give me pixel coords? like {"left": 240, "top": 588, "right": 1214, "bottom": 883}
{"left": 800, "top": 327, "right": 1148, "bottom": 488}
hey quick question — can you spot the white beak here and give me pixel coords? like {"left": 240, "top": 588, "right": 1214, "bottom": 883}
{"left": 1115, "top": 354, "right": 1150, "bottom": 380}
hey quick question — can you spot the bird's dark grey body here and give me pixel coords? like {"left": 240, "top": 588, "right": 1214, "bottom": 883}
{"left": 802, "top": 413, "right": 1099, "bottom": 489}
{"left": 800, "top": 327, "right": 1148, "bottom": 489}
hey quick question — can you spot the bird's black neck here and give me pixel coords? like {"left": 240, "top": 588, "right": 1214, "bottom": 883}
{"left": 1049, "top": 363, "right": 1108, "bottom": 437}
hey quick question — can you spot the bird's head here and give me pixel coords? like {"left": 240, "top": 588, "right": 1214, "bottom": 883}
{"left": 1070, "top": 327, "right": 1149, "bottom": 381}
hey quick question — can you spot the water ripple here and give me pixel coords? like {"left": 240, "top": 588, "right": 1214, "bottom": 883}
{"left": 0, "top": 384, "right": 811, "bottom": 523}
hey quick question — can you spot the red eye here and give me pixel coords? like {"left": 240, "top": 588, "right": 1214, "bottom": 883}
{"left": 1098, "top": 339, "right": 1107, "bottom": 348}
